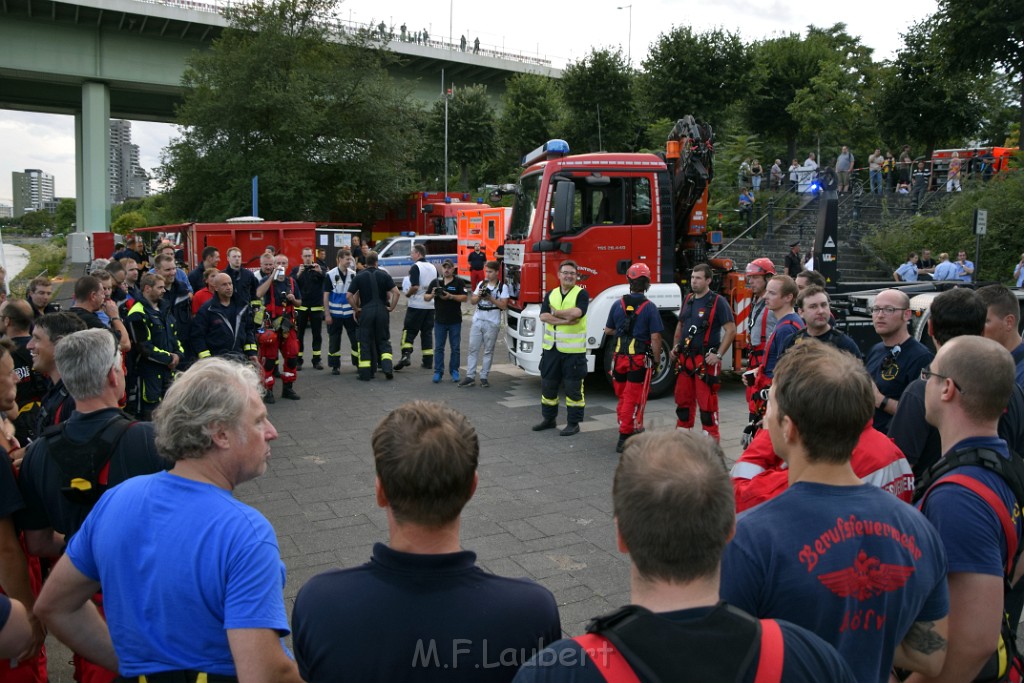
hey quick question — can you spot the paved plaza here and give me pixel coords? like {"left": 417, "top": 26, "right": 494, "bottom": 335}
{"left": 43, "top": 302, "right": 751, "bottom": 679}
{"left": 246, "top": 303, "right": 750, "bottom": 637}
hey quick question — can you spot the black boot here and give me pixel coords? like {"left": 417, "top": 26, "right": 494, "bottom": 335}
{"left": 282, "top": 384, "right": 301, "bottom": 400}
{"left": 394, "top": 350, "right": 412, "bottom": 370}
{"left": 263, "top": 390, "right": 276, "bottom": 404}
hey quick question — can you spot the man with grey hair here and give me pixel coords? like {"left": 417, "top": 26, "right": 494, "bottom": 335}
{"left": 17, "top": 328, "right": 162, "bottom": 682}
{"left": 35, "top": 358, "right": 302, "bottom": 682}
{"left": 515, "top": 430, "right": 855, "bottom": 682}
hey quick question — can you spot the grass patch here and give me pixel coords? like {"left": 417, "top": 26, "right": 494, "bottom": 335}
{"left": 9, "top": 240, "right": 68, "bottom": 296}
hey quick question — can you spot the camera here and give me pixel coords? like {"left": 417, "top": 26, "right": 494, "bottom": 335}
{"left": 479, "top": 287, "right": 491, "bottom": 299}
{"left": 433, "top": 286, "right": 446, "bottom": 298}
{"left": 275, "top": 267, "right": 286, "bottom": 280}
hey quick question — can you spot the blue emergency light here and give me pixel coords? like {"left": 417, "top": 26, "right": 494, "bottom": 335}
{"left": 522, "top": 139, "right": 570, "bottom": 167}
{"left": 400, "top": 231, "right": 417, "bottom": 237}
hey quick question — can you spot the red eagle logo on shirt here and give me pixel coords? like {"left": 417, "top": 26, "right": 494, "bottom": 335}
{"left": 817, "top": 551, "right": 915, "bottom": 600}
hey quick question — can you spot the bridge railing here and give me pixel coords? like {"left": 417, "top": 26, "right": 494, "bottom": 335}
{"left": 127, "top": 0, "right": 559, "bottom": 69}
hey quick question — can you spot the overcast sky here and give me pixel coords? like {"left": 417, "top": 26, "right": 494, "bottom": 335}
{"left": 0, "top": 0, "right": 938, "bottom": 205}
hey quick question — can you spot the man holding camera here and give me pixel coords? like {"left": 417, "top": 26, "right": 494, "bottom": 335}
{"left": 461, "top": 261, "right": 510, "bottom": 389}
{"left": 291, "top": 247, "right": 326, "bottom": 370}
{"left": 255, "top": 255, "right": 300, "bottom": 403}
{"left": 424, "top": 260, "right": 467, "bottom": 383}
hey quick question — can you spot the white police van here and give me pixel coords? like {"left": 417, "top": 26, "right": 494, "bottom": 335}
{"left": 374, "top": 233, "right": 459, "bottom": 284}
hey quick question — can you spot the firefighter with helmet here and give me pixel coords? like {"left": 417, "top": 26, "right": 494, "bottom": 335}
{"left": 743, "top": 257, "right": 777, "bottom": 425}
{"left": 604, "top": 262, "right": 664, "bottom": 453}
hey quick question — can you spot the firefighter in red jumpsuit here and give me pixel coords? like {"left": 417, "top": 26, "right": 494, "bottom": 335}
{"left": 256, "top": 255, "right": 301, "bottom": 403}
{"left": 604, "top": 263, "right": 663, "bottom": 453}
{"left": 670, "top": 263, "right": 736, "bottom": 441}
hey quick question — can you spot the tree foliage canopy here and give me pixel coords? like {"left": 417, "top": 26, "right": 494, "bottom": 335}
{"left": 639, "top": 27, "right": 751, "bottom": 127}
{"left": 161, "top": 0, "right": 416, "bottom": 221}
{"left": 559, "top": 48, "right": 640, "bottom": 152}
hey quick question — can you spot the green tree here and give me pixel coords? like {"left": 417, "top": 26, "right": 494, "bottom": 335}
{"left": 113, "top": 194, "right": 182, "bottom": 228}
{"left": 746, "top": 25, "right": 872, "bottom": 161}
{"left": 874, "top": 19, "right": 986, "bottom": 153}
{"left": 639, "top": 27, "right": 751, "bottom": 128}
{"left": 934, "top": 0, "right": 1024, "bottom": 147}
{"left": 559, "top": 48, "right": 640, "bottom": 152}
{"left": 17, "top": 211, "right": 54, "bottom": 235}
{"left": 54, "top": 198, "right": 76, "bottom": 233}
{"left": 111, "top": 211, "right": 149, "bottom": 235}
{"left": 160, "top": 0, "right": 417, "bottom": 221}
{"left": 497, "top": 74, "right": 563, "bottom": 172}
{"left": 419, "top": 85, "right": 498, "bottom": 192}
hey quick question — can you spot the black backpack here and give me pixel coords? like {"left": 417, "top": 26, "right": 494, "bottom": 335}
{"left": 42, "top": 414, "right": 136, "bottom": 506}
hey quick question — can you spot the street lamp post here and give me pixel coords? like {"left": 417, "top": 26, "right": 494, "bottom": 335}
{"left": 617, "top": 5, "right": 632, "bottom": 64}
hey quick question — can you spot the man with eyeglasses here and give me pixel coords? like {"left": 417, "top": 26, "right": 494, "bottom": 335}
{"left": 533, "top": 261, "right": 589, "bottom": 437}
{"left": 865, "top": 289, "right": 933, "bottom": 434}
{"left": 888, "top": 288, "right": 1024, "bottom": 479}
{"left": 914, "top": 336, "right": 1024, "bottom": 683}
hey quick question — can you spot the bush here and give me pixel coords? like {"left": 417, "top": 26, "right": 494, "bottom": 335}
{"left": 10, "top": 241, "right": 68, "bottom": 296}
{"left": 863, "top": 169, "right": 1024, "bottom": 283}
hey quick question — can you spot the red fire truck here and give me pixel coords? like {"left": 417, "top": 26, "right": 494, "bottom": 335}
{"left": 503, "top": 116, "right": 750, "bottom": 397}
{"left": 370, "top": 191, "right": 481, "bottom": 241}
{"left": 137, "top": 219, "right": 360, "bottom": 269}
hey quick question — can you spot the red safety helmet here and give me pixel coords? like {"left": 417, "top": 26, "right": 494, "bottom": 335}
{"left": 627, "top": 262, "right": 651, "bottom": 280}
{"left": 745, "top": 258, "right": 776, "bottom": 277}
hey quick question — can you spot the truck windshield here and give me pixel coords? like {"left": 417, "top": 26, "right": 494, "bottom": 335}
{"left": 508, "top": 173, "right": 542, "bottom": 241}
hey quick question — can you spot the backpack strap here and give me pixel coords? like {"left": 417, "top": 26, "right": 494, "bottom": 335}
{"left": 754, "top": 619, "right": 784, "bottom": 683}
{"left": 573, "top": 633, "right": 642, "bottom": 683}
{"left": 920, "top": 473, "right": 1018, "bottom": 577}
{"left": 702, "top": 295, "right": 721, "bottom": 347}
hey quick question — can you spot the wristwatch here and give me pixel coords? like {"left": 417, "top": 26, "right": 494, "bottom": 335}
{"left": 880, "top": 397, "right": 890, "bottom": 410}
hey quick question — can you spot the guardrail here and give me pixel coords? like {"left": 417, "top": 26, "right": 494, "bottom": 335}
{"left": 127, "top": 0, "right": 558, "bottom": 68}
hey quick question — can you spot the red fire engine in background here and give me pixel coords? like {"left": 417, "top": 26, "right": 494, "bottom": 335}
{"left": 502, "top": 116, "right": 753, "bottom": 398}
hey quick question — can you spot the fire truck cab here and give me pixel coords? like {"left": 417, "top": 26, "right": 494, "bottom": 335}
{"left": 503, "top": 121, "right": 741, "bottom": 398}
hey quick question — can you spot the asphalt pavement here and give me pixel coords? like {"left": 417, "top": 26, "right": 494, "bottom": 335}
{"left": 249, "top": 300, "right": 751, "bottom": 637}
{"left": 42, "top": 299, "right": 752, "bottom": 680}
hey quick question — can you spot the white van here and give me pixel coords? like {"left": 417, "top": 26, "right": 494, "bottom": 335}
{"left": 374, "top": 234, "right": 459, "bottom": 284}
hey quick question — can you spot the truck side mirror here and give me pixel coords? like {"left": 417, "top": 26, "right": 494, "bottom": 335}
{"left": 550, "top": 180, "right": 575, "bottom": 237}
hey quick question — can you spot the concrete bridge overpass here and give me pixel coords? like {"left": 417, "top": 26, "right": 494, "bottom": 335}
{"left": 0, "top": 0, "right": 561, "bottom": 236}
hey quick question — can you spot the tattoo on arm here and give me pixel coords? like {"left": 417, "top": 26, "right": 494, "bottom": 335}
{"left": 904, "top": 620, "right": 947, "bottom": 655}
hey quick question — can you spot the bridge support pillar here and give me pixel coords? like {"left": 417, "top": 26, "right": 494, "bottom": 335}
{"left": 77, "top": 81, "right": 110, "bottom": 237}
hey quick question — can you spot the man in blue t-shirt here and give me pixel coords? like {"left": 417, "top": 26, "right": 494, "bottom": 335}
{"left": 722, "top": 342, "right": 950, "bottom": 683}
{"left": 894, "top": 252, "right": 921, "bottom": 282}
{"left": 293, "top": 402, "right": 560, "bottom": 682}
{"left": 515, "top": 430, "right": 856, "bottom": 683}
{"left": 955, "top": 250, "right": 975, "bottom": 283}
{"left": 865, "top": 289, "right": 933, "bottom": 434}
{"left": 917, "top": 336, "right": 1023, "bottom": 682}
{"left": 34, "top": 359, "right": 301, "bottom": 683}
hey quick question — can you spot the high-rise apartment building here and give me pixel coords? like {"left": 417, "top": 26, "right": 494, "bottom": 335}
{"left": 12, "top": 169, "right": 55, "bottom": 218}
{"left": 109, "top": 119, "right": 151, "bottom": 204}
